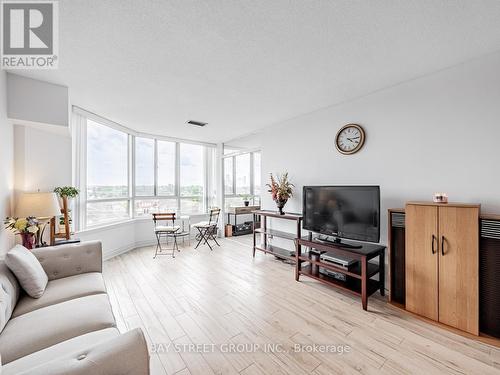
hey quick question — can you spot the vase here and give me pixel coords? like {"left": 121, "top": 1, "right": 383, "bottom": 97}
{"left": 276, "top": 199, "right": 288, "bottom": 215}
{"left": 20, "top": 233, "right": 35, "bottom": 250}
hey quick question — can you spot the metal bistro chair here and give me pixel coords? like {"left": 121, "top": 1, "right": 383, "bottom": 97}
{"left": 152, "top": 213, "right": 181, "bottom": 258}
{"left": 193, "top": 208, "right": 221, "bottom": 251}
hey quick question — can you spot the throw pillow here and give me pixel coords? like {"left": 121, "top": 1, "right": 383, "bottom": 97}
{"left": 5, "top": 245, "right": 48, "bottom": 298}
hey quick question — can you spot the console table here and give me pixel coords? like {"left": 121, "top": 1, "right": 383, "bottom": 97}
{"left": 252, "top": 210, "right": 302, "bottom": 262}
{"left": 295, "top": 237, "right": 385, "bottom": 310}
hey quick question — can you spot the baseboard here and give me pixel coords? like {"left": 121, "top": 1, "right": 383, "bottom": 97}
{"left": 103, "top": 239, "right": 157, "bottom": 260}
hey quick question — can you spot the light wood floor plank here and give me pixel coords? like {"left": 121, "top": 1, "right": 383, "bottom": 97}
{"left": 102, "top": 235, "right": 499, "bottom": 375}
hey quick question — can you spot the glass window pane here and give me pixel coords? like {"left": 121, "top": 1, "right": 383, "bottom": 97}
{"left": 86, "top": 201, "right": 129, "bottom": 226}
{"left": 224, "top": 157, "right": 233, "bottom": 195}
{"left": 180, "top": 143, "right": 204, "bottom": 197}
{"left": 253, "top": 152, "right": 261, "bottom": 195}
{"left": 157, "top": 141, "right": 176, "bottom": 196}
{"left": 180, "top": 197, "right": 203, "bottom": 214}
{"left": 135, "top": 137, "right": 155, "bottom": 196}
{"left": 87, "top": 120, "right": 128, "bottom": 199}
{"left": 235, "top": 153, "right": 250, "bottom": 195}
{"left": 135, "top": 198, "right": 178, "bottom": 217}
{"left": 225, "top": 196, "right": 245, "bottom": 210}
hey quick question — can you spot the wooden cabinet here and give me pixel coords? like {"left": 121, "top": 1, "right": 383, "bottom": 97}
{"left": 405, "top": 202, "right": 479, "bottom": 335}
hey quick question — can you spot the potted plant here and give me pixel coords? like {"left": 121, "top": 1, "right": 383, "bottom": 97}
{"left": 54, "top": 186, "right": 79, "bottom": 236}
{"left": 243, "top": 195, "right": 250, "bottom": 207}
{"left": 4, "top": 217, "right": 39, "bottom": 249}
{"left": 266, "top": 172, "right": 294, "bottom": 215}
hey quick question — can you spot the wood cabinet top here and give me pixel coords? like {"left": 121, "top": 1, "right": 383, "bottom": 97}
{"left": 406, "top": 201, "right": 481, "bottom": 208}
{"left": 227, "top": 205, "right": 260, "bottom": 214}
{"left": 252, "top": 210, "right": 303, "bottom": 220}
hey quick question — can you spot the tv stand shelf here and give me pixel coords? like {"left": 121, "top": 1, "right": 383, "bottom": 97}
{"left": 295, "top": 237, "right": 386, "bottom": 310}
{"left": 252, "top": 210, "right": 303, "bottom": 262}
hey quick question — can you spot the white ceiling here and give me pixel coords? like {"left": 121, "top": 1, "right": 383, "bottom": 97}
{"left": 17, "top": 0, "right": 500, "bottom": 143}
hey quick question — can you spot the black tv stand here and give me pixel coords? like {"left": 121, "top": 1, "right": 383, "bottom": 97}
{"left": 315, "top": 235, "right": 363, "bottom": 249}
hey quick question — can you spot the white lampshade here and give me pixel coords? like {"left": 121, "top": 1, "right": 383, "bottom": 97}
{"left": 15, "top": 192, "right": 61, "bottom": 218}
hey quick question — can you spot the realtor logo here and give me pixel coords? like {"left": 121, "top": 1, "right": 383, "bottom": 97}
{"left": 1, "top": 1, "right": 58, "bottom": 69}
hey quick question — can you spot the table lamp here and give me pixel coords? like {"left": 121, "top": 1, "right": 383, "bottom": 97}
{"left": 15, "top": 192, "right": 61, "bottom": 247}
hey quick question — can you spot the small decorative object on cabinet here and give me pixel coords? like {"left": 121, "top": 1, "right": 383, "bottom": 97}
{"left": 266, "top": 172, "right": 294, "bottom": 215}
{"left": 4, "top": 217, "right": 39, "bottom": 249}
{"left": 433, "top": 192, "right": 448, "bottom": 203}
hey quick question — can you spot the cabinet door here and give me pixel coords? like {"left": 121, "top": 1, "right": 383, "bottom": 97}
{"left": 405, "top": 204, "right": 439, "bottom": 320}
{"left": 438, "top": 206, "right": 479, "bottom": 335}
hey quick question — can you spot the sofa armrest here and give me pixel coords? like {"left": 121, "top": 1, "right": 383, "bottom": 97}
{"left": 31, "top": 241, "right": 103, "bottom": 281}
{"left": 16, "top": 328, "right": 150, "bottom": 375}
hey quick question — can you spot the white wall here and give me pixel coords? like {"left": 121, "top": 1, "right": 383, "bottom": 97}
{"left": 14, "top": 124, "right": 72, "bottom": 193}
{"left": 245, "top": 51, "right": 500, "bottom": 247}
{"left": 0, "top": 71, "right": 14, "bottom": 253}
{"left": 7, "top": 73, "right": 69, "bottom": 127}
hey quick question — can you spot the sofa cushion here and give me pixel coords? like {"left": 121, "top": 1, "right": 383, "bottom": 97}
{"left": 5, "top": 245, "right": 48, "bottom": 298}
{"left": 12, "top": 272, "right": 107, "bottom": 318}
{"left": 0, "top": 262, "right": 21, "bottom": 333}
{"left": 0, "top": 294, "right": 116, "bottom": 364}
{"left": 2, "top": 328, "right": 120, "bottom": 375}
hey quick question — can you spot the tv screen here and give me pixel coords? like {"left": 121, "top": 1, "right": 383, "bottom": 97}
{"left": 303, "top": 186, "right": 380, "bottom": 243}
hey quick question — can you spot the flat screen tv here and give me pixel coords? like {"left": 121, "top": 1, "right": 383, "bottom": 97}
{"left": 303, "top": 186, "right": 380, "bottom": 243}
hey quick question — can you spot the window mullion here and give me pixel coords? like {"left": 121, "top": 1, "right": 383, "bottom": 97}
{"left": 250, "top": 152, "right": 254, "bottom": 197}
{"left": 130, "top": 135, "right": 135, "bottom": 218}
{"left": 154, "top": 139, "right": 158, "bottom": 197}
{"left": 175, "top": 142, "right": 180, "bottom": 212}
{"left": 232, "top": 156, "right": 236, "bottom": 195}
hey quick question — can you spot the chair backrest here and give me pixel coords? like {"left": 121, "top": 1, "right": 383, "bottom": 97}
{"left": 208, "top": 208, "right": 221, "bottom": 226}
{"left": 152, "top": 213, "right": 176, "bottom": 226}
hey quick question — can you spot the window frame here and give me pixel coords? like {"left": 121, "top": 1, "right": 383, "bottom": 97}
{"left": 222, "top": 150, "right": 261, "bottom": 208}
{"left": 74, "top": 108, "right": 216, "bottom": 231}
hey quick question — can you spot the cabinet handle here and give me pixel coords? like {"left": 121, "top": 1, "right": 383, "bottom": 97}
{"left": 441, "top": 236, "right": 445, "bottom": 256}
{"left": 431, "top": 235, "right": 436, "bottom": 254}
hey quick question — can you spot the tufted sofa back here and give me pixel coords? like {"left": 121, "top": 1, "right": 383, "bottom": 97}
{"left": 32, "top": 241, "right": 103, "bottom": 281}
{"left": 0, "top": 261, "right": 20, "bottom": 333}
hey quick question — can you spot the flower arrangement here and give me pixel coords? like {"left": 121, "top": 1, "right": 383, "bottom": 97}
{"left": 4, "top": 217, "right": 39, "bottom": 249}
{"left": 266, "top": 172, "right": 294, "bottom": 214}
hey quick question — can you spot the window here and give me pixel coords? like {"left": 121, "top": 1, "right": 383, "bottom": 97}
{"left": 86, "top": 120, "right": 130, "bottom": 227}
{"left": 235, "top": 153, "right": 251, "bottom": 195}
{"left": 224, "top": 157, "right": 233, "bottom": 195}
{"left": 157, "top": 140, "right": 176, "bottom": 196}
{"left": 134, "top": 198, "right": 178, "bottom": 217}
{"left": 135, "top": 137, "right": 155, "bottom": 196}
{"left": 78, "top": 111, "right": 216, "bottom": 230}
{"left": 223, "top": 150, "right": 261, "bottom": 210}
{"left": 253, "top": 152, "right": 261, "bottom": 196}
{"left": 180, "top": 143, "right": 204, "bottom": 213}
{"left": 87, "top": 120, "right": 128, "bottom": 200}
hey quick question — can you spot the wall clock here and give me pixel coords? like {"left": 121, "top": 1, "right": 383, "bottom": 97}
{"left": 335, "top": 124, "right": 365, "bottom": 155}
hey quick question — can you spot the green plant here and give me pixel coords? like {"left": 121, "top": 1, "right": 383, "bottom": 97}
{"left": 266, "top": 172, "right": 294, "bottom": 202}
{"left": 54, "top": 186, "right": 80, "bottom": 198}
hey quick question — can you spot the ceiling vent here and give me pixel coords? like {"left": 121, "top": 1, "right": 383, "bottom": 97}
{"left": 186, "top": 120, "right": 208, "bottom": 127}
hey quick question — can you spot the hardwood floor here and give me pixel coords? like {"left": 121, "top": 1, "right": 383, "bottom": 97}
{"left": 103, "top": 235, "right": 500, "bottom": 375}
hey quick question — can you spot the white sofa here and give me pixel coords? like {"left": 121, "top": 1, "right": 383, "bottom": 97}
{"left": 0, "top": 241, "right": 150, "bottom": 374}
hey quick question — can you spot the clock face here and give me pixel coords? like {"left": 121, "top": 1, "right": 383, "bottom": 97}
{"left": 335, "top": 124, "right": 365, "bottom": 154}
